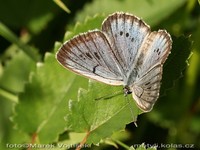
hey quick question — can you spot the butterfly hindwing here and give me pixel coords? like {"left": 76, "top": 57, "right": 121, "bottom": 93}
{"left": 131, "top": 64, "right": 162, "bottom": 112}
{"left": 129, "top": 30, "right": 172, "bottom": 111}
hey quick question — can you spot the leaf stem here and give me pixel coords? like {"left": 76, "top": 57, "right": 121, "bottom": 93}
{"left": 0, "top": 22, "right": 40, "bottom": 62}
{"left": 53, "top": 0, "right": 71, "bottom": 13}
{"left": 0, "top": 88, "right": 18, "bottom": 103}
{"left": 76, "top": 131, "right": 90, "bottom": 150}
{"left": 28, "top": 132, "right": 37, "bottom": 150}
{"left": 112, "top": 138, "right": 130, "bottom": 149}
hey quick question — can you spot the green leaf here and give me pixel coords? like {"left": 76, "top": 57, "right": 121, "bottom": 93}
{"left": 54, "top": 132, "right": 86, "bottom": 150}
{"left": 65, "top": 14, "right": 105, "bottom": 41}
{"left": 0, "top": 48, "right": 35, "bottom": 102}
{"left": 0, "top": 0, "right": 58, "bottom": 34}
{"left": 66, "top": 80, "right": 140, "bottom": 144}
{"left": 148, "top": 36, "right": 192, "bottom": 125}
{"left": 12, "top": 52, "right": 88, "bottom": 143}
{"left": 0, "top": 22, "right": 40, "bottom": 62}
{"left": 0, "top": 126, "right": 30, "bottom": 150}
{"left": 160, "top": 35, "right": 192, "bottom": 95}
{"left": 75, "top": 0, "right": 186, "bottom": 26}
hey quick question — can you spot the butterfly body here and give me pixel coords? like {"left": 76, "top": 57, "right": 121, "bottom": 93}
{"left": 56, "top": 12, "right": 172, "bottom": 112}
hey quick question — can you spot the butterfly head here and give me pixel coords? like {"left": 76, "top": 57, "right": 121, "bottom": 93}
{"left": 123, "top": 86, "right": 132, "bottom": 96}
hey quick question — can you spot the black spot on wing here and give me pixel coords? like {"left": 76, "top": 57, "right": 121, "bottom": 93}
{"left": 79, "top": 54, "right": 86, "bottom": 60}
{"left": 145, "top": 82, "right": 150, "bottom": 86}
{"left": 92, "top": 64, "right": 99, "bottom": 73}
{"left": 131, "top": 37, "right": 134, "bottom": 42}
{"left": 147, "top": 86, "right": 151, "bottom": 90}
{"left": 94, "top": 52, "right": 100, "bottom": 60}
{"left": 154, "top": 48, "right": 161, "bottom": 56}
{"left": 86, "top": 52, "right": 92, "bottom": 59}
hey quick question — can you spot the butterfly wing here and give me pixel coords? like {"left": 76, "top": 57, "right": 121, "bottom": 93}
{"left": 56, "top": 12, "right": 172, "bottom": 112}
{"left": 130, "top": 30, "right": 172, "bottom": 112}
{"left": 131, "top": 64, "right": 162, "bottom": 112}
{"left": 136, "top": 30, "right": 172, "bottom": 75}
{"left": 56, "top": 30, "right": 124, "bottom": 85}
{"left": 102, "top": 12, "right": 151, "bottom": 74}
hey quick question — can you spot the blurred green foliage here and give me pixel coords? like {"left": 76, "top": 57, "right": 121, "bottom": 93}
{"left": 0, "top": 0, "right": 199, "bottom": 150}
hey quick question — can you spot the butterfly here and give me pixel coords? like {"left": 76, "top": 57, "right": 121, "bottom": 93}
{"left": 56, "top": 12, "right": 172, "bottom": 112}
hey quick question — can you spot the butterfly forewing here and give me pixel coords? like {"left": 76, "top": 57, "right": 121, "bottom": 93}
{"left": 56, "top": 31, "right": 123, "bottom": 85}
{"left": 102, "top": 12, "right": 151, "bottom": 73}
{"left": 136, "top": 30, "right": 172, "bottom": 76}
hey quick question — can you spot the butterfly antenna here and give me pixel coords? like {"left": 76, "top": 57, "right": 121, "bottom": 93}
{"left": 125, "top": 96, "right": 138, "bottom": 127}
{"left": 95, "top": 90, "right": 123, "bottom": 100}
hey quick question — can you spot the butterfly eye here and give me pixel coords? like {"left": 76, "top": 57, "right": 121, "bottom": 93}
{"left": 120, "top": 31, "right": 123, "bottom": 36}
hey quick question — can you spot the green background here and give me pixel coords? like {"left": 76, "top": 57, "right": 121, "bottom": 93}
{"left": 0, "top": 0, "right": 199, "bottom": 150}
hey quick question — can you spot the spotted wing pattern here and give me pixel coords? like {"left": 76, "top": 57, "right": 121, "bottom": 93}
{"left": 56, "top": 30, "right": 124, "bottom": 85}
{"left": 130, "top": 30, "right": 172, "bottom": 112}
{"left": 102, "top": 12, "right": 150, "bottom": 75}
{"left": 131, "top": 64, "right": 163, "bottom": 112}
